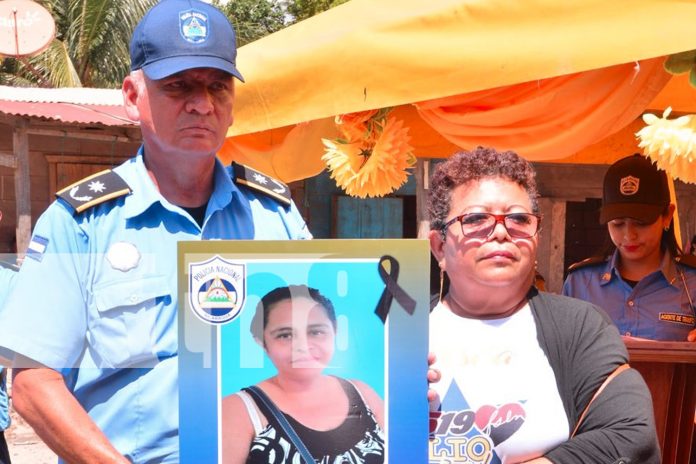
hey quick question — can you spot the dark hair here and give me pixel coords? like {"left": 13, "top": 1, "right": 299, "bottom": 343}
{"left": 250, "top": 285, "right": 337, "bottom": 341}
{"left": 428, "top": 147, "right": 540, "bottom": 234}
{"left": 595, "top": 206, "right": 683, "bottom": 260}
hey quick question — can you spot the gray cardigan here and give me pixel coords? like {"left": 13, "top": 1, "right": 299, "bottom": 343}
{"left": 529, "top": 289, "right": 660, "bottom": 463}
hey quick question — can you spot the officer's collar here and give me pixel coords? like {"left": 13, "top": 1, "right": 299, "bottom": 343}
{"left": 606, "top": 248, "right": 679, "bottom": 288}
{"left": 660, "top": 249, "right": 680, "bottom": 286}
{"left": 119, "top": 148, "right": 238, "bottom": 220}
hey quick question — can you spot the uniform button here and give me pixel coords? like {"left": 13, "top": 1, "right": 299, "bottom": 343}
{"left": 624, "top": 331, "right": 631, "bottom": 336}
{"left": 627, "top": 300, "right": 634, "bottom": 307}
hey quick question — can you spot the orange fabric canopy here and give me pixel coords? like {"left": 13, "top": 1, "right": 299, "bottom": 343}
{"left": 648, "top": 73, "right": 696, "bottom": 113}
{"left": 414, "top": 58, "right": 669, "bottom": 161}
{"left": 219, "top": 58, "right": 673, "bottom": 180}
{"left": 219, "top": 0, "right": 696, "bottom": 182}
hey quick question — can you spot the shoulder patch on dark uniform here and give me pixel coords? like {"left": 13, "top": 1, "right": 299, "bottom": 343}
{"left": 567, "top": 256, "right": 606, "bottom": 273}
{"left": 56, "top": 170, "right": 131, "bottom": 214}
{"left": 232, "top": 162, "right": 291, "bottom": 207}
{"left": 675, "top": 253, "right": 696, "bottom": 269}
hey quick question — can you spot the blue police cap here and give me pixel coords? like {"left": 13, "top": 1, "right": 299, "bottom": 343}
{"left": 130, "top": 0, "right": 244, "bottom": 81}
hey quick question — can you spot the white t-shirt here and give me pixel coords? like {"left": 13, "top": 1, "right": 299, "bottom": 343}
{"left": 429, "top": 301, "right": 568, "bottom": 464}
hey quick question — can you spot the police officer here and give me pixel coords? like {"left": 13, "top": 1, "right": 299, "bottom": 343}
{"left": 563, "top": 154, "right": 696, "bottom": 342}
{"left": 0, "top": 1, "right": 310, "bottom": 462}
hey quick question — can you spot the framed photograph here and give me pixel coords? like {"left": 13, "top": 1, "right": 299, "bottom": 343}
{"left": 178, "top": 239, "right": 430, "bottom": 463}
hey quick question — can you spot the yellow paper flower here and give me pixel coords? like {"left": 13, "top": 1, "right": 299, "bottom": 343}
{"left": 322, "top": 111, "right": 415, "bottom": 198}
{"left": 321, "top": 139, "right": 365, "bottom": 189}
{"left": 636, "top": 107, "right": 696, "bottom": 184}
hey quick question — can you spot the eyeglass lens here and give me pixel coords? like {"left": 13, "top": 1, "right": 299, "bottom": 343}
{"left": 460, "top": 213, "right": 538, "bottom": 238}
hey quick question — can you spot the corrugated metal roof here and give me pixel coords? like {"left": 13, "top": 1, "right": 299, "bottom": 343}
{"left": 0, "top": 85, "right": 136, "bottom": 126}
{"left": 0, "top": 85, "right": 122, "bottom": 105}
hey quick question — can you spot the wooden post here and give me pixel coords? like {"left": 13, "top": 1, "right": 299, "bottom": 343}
{"left": 536, "top": 198, "right": 566, "bottom": 293}
{"left": 416, "top": 158, "right": 430, "bottom": 239}
{"left": 13, "top": 118, "right": 31, "bottom": 257}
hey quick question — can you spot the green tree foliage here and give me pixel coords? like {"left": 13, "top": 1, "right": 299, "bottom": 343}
{"left": 283, "top": 0, "right": 350, "bottom": 22}
{"left": 216, "top": 0, "right": 349, "bottom": 44}
{"left": 0, "top": 0, "right": 347, "bottom": 88}
{"left": 0, "top": 0, "right": 156, "bottom": 88}
{"left": 213, "top": 0, "right": 287, "bottom": 47}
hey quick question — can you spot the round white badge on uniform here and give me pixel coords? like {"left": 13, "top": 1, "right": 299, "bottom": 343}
{"left": 106, "top": 242, "right": 141, "bottom": 272}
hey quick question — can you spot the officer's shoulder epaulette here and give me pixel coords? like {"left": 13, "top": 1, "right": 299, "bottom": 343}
{"left": 56, "top": 169, "right": 131, "bottom": 214}
{"left": 567, "top": 256, "right": 606, "bottom": 273}
{"left": 231, "top": 162, "right": 291, "bottom": 207}
{"left": 674, "top": 253, "right": 696, "bottom": 269}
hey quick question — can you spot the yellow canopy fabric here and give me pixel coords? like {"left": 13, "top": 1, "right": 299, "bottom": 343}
{"left": 229, "top": 0, "right": 696, "bottom": 137}
{"left": 219, "top": 58, "right": 673, "bottom": 181}
{"left": 220, "top": 0, "right": 696, "bottom": 182}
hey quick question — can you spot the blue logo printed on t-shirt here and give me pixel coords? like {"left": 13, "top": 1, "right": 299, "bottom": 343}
{"left": 429, "top": 380, "right": 527, "bottom": 464}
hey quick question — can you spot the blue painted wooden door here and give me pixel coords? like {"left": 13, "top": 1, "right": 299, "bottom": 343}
{"left": 334, "top": 196, "right": 403, "bottom": 238}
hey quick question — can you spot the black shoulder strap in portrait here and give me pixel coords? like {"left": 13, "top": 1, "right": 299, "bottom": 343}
{"left": 56, "top": 169, "right": 131, "bottom": 214}
{"left": 243, "top": 386, "right": 315, "bottom": 464}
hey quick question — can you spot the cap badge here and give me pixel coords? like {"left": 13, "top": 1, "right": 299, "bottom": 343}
{"left": 179, "top": 9, "right": 208, "bottom": 44}
{"left": 619, "top": 175, "right": 640, "bottom": 196}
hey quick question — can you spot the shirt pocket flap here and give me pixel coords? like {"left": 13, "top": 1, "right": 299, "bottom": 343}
{"left": 94, "top": 275, "right": 170, "bottom": 311}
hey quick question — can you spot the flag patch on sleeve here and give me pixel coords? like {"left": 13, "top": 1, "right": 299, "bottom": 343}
{"left": 27, "top": 235, "right": 49, "bottom": 262}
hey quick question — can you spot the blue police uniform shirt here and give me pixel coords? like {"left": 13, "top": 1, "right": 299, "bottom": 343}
{"left": 0, "top": 367, "right": 7, "bottom": 432}
{"left": 562, "top": 249, "right": 696, "bottom": 341}
{"left": 0, "top": 266, "right": 17, "bottom": 432}
{"left": 0, "top": 152, "right": 311, "bottom": 463}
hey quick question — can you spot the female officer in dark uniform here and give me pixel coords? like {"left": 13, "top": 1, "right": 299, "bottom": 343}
{"left": 564, "top": 154, "right": 696, "bottom": 342}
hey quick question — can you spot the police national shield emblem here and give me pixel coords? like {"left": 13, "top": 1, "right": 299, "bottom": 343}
{"left": 189, "top": 255, "right": 245, "bottom": 324}
{"left": 179, "top": 8, "right": 209, "bottom": 44}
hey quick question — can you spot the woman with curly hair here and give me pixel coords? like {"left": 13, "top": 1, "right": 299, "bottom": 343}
{"left": 428, "top": 147, "right": 659, "bottom": 463}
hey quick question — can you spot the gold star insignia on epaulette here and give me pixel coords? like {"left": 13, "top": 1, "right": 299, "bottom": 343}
{"left": 232, "top": 162, "right": 291, "bottom": 207}
{"left": 56, "top": 170, "right": 131, "bottom": 213}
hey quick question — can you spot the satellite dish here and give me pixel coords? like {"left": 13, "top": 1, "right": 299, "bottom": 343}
{"left": 0, "top": 0, "right": 55, "bottom": 57}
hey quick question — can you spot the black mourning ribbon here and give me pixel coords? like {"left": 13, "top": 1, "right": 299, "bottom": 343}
{"left": 375, "top": 255, "right": 416, "bottom": 323}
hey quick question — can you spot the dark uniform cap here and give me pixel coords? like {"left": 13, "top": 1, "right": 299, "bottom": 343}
{"left": 599, "top": 154, "right": 670, "bottom": 224}
{"left": 130, "top": 0, "right": 244, "bottom": 81}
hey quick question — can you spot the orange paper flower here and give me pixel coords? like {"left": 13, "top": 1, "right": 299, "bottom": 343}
{"left": 335, "top": 110, "right": 379, "bottom": 143}
{"left": 322, "top": 110, "right": 415, "bottom": 198}
{"left": 636, "top": 107, "right": 696, "bottom": 184}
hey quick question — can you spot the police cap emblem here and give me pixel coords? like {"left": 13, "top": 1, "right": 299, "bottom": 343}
{"left": 179, "top": 9, "right": 208, "bottom": 44}
{"left": 619, "top": 175, "right": 640, "bottom": 196}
